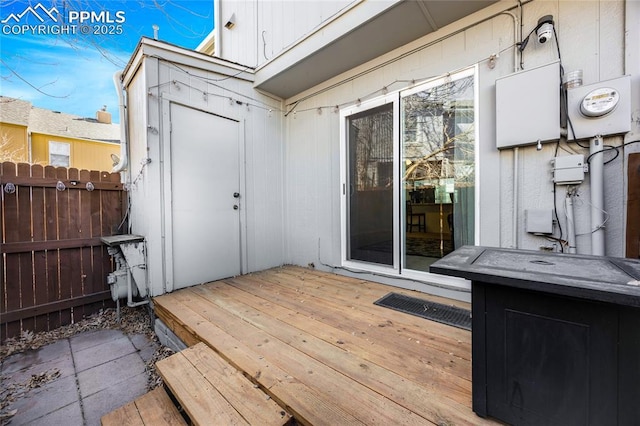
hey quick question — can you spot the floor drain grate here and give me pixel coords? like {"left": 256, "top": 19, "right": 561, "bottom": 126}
{"left": 374, "top": 293, "right": 471, "bottom": 331}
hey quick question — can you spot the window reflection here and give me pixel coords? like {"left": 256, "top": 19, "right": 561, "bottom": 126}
{"left": 402, "top": 75, "right": 475, "bottom": 269}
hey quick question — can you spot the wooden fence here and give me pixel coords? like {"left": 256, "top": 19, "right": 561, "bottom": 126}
{"left": 1, "top": 162, "right": 126, "bottom": 340}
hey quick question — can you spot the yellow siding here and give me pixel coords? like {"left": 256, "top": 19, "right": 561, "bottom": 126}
{"left": 0, "top": 123, "right": 29, "bottom": 162}
{"left": 31, "top": 133, "right": 119, "bottom": 171}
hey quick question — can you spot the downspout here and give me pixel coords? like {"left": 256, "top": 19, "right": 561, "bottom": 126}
{"left": 112, "top": 71, "right": 128, "bottom": 176}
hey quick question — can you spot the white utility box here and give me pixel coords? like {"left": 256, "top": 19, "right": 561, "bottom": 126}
{"left": 526, "top": 209, "right": 553, "bottom": 234}
{"left": 553, "top": 154, "right": 585, "bottom": 185}
{"left": 496, "top": 61, "right": 560, "bottom": 149}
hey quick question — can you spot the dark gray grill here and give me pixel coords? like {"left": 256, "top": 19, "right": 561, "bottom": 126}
{"left": 374, "top": 293, "right": 471, "bottom": 331}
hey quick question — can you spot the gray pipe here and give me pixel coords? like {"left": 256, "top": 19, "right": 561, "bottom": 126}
{"left": 589, "top": 135, "right": 605, "bottom": 255}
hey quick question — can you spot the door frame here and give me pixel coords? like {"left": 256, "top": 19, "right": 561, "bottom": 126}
{"left": 339, "top": 67, "right": 478, "bottom": 290}
{"left": 159, "top": 96, "right": 247, "bottom": 292}
{"left": 340, "top": 94, "right": 401, "bottom": 275}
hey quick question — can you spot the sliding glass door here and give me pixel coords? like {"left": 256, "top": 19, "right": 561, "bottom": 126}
{"left": 401, "top": 70, "right": 476, "bottom": 272}
{"left": 341, "top": 67, "right": 477, "bottom": 281}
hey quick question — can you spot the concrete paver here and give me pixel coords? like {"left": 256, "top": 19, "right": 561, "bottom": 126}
{"left": 6, "top": 375, "right": 79, "bottom": 424}
{"left": 81, "top": 372, "right": 149, "bottom": 426}
{"left": 2, "top": 340, "right": 72, "bottom": 375}
{"left": 72, "top": 332, "right": 137, "bottom": 372}
{"left": 129, "top": 333, "right": 157, "bottom": 363}
{"left": 69, "top": 329, "right": 125, "bottom": 353}
{"left": 0, "top": 329, "right": 158, "bottom": 426}
{"left": 77, "top": 352, "right": 146, "bottom": 397}
{"left": 26, "top": 401, "right": 84, "bottom": 426}
{"left": 3, "top": 349, "right": 75, "bottom": 385}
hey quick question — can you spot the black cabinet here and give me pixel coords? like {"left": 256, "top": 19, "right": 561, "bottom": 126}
{"left": 431, "top": 246, "right": 640, "bottom": 425}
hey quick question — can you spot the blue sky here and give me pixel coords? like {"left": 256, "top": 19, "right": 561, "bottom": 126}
{"left": 0, "top": 0, "right": 214, "bottom": 122}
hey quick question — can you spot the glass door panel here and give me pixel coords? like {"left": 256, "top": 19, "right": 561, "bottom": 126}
{"left": 401, "top": 75, "right": 475, "bottom": 271}
{"left": 347, "top": 103, "right": 395, "bottom": 265}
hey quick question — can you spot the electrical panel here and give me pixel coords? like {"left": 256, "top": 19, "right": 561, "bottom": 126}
{"left": 496, "top": 61, "right": 560, "bottom": 149}
{"left": 525, "top": 209, "right": 553, "bottom": 234}
{"left": 552, "top": 154, "right": 585, "bottom": 185}
{"left": 567, "top": 75, "right": 631, "bottom": 140}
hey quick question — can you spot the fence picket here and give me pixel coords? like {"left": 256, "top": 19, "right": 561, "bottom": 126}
{"left": 90, "top": 170, "right": 105, "bottom": 316}
{"left": 44, "top": 165, "right": 61, "bottom": 330}
{"left": 2, "top": 162, "right": 21, "bottom": 339}
{"left": 55, "top": 167, "right": 72, "bottom": 327}
{"left": 80, "top": 169, "right": 93, "bottom": 317}
{"left": 101, "top": 171, "right": 121, "bottom": 293}
{"left": 31, "top": 164, "right": 49, "bottom": 331}
{"left": 67, "top": 168, "right": 84, "bottom": 322}
{"left": 17, "top": 163, "right": 35, "bottom": 333}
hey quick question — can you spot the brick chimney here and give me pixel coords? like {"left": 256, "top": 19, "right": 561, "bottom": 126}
{"left": 96, "top": 105, "right": 112, "bottom": 124}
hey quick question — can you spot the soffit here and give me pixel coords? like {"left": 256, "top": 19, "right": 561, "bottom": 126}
{"left": 254, "top": 0, "right": 498, "bottom": 99}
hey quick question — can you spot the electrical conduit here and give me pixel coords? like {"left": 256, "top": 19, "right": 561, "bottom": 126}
{"left": 500, "top": 5, "right": 522, "bottom": 248}
{"left": 565, "top": 191, "right": 577, "bottom": 254}
{"left": 590, "top": 135, "right": 605, "bottom": 255}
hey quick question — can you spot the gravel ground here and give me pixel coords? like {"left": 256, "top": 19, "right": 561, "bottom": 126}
{"left": 0, "top": 306, "right": 174, "bottom": 422}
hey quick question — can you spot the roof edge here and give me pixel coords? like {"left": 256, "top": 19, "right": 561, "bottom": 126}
{"left": 122, "top": 37, "right": 255, "bottom": 88}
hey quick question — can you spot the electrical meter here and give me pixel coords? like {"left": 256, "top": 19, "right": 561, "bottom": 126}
{"left": 580, "top": 87, "right": 620, "bottom": 117}
{"left": 567, "top": 75, "right": 630, "bottom": 139}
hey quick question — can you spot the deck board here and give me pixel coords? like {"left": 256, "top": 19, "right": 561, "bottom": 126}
{"left": 157, "top": 346, "right": 250, "bottom": 425}
{"left": 101, "top": 387, "right": 186, "bottom": 426}
{"left": 225, "top": 272, "right": 472, "bottom": 374}
{"left": 154, "top": 266, "right": 499, "bottom": 426}
{"left": 202, "top": 277, "right": 472, "bottom": 392}
{"left": 101, "top": 401, "right": 145, "bottom": 426}
{"left": 133, "top": 387, "right": 186, "bottom": 425}
{"left": 163, "top": 343, "right": 291, "bottom": 425}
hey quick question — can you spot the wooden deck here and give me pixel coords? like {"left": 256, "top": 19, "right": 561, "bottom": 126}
{"left": 153, "top": 266, "right": 498, "bottom": 425}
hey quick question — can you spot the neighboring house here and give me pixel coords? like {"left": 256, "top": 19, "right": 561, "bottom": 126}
{"left": 119, "top": 0, "right": 640, "bottom": 300}
{"left": 0, "top": 96, "right": 120, "bottom": 171}
{"left": 196, "top": 30, "right": 215, "bottom": 55}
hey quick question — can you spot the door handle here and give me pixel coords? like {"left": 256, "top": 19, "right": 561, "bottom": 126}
{"left": 233, "top": 192, "right": 240, "bottom": 198}
{"left": 233, "top": 205, "right": 239, "bottom": 210}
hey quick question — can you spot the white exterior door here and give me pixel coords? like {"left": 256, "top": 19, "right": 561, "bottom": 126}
{"left": 169, "top": 103, "right": 241, "bottom": 289}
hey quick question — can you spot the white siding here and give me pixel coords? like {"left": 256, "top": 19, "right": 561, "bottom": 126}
{"left": 217, "top": 0, "right": 353, "bottom": 66}
{"left": 125, "top": 61, "right": 165, "bottom": 296}
{"left": 279, "top": 0, "right": 633, "bottom": 281}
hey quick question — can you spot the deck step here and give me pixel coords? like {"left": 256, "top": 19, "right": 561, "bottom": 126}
{"left": 156, "top": 342, "right": 291, "bottom": 426}
{"left": 101, "top": 387, "right": 187, "bottom": 426}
